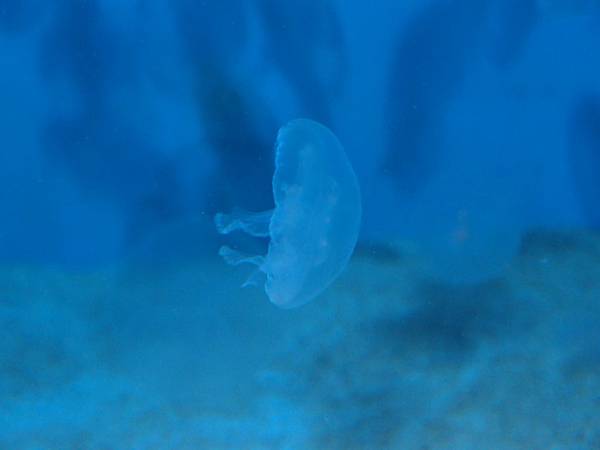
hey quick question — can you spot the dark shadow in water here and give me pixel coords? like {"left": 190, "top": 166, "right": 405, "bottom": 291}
{"left": 353, "top": 241, "right": 405, "bottom": 264}
{"left": 40, "top": 0, "right": 130, "bottom": 107}
{"left": 40, "top": 0, "right": 184, "bottom": 251}
{"left": 196, "top": 66, "right": 276, "bottom": 213}
{"left": 172, "top": 1, "right": 275, "bottom": 213}
{"left": 171, "top": 0, "right": 248, "bottom": 67}
{"left": 257, "top": 0, "right": 347, "bottom": 125}
{"left": 0, "top": 0, "right": 45, "bottom": 34}
{"left": 568, "top": 94, "right": 600, "bottom": 228}
{"left": 383, "top": 0, "right": 489, "bottom": 194}
{"left": 370, "top": 278, "right": 528, "bottom": 365}
{"left": 488, "top": 0, "right": 539, "bottom": 69}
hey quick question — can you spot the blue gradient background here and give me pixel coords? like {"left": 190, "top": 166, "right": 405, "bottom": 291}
{"left": 1, "top": 1, "right": 600, "bottom": 448}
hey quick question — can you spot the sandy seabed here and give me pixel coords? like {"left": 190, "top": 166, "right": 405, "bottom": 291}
{"left": 1, "top": 229, "right": 599, "bottom": 449}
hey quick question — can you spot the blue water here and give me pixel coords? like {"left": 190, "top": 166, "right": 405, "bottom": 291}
{"left": 1, "top": 1, "right": 599, "bottom": 448}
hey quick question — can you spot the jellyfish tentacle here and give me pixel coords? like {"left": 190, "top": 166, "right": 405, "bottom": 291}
{"left": 214, "top": 208, "right": 273, "bottom": 237}
{"left": 218, "top": 245, "right": 265, "bottom": 267}
{"left": 242, "top": 268, "right": 266, "bottom": 288}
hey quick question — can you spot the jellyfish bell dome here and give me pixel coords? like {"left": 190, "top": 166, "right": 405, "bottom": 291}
{"left": 215, "top": 118, "right": 362, "bottom": 308}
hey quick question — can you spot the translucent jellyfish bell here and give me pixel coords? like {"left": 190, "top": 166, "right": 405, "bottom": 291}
{"left": 215, "top": 119, "right": 362, "bottom": 308}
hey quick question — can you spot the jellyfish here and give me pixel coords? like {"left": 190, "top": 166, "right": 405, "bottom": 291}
{"left": 215, "top": 119, "right": 361, "bottom": 308}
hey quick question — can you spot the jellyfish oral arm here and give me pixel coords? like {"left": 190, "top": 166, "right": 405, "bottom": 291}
{"left": 218, "top": 245, "right": 265, "bottom": 267}
{"left": 214, "top": 208, "right": 273, "bottom": 238}
{"left": 218, "top": 246, "right": 266, "bottom": 288}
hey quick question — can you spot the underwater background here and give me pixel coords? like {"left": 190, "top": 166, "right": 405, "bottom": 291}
{"left": 1, "top": 0, "right": 600, "bottom": 448}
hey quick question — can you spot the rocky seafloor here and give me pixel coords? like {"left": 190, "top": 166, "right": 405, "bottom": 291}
{"left": 1, "top": 229, "right": 599, "bottom": 449}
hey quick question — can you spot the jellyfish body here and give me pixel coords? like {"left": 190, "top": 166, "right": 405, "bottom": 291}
{"left": 215, "top": 119, "right": 361, "bottom": 308}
